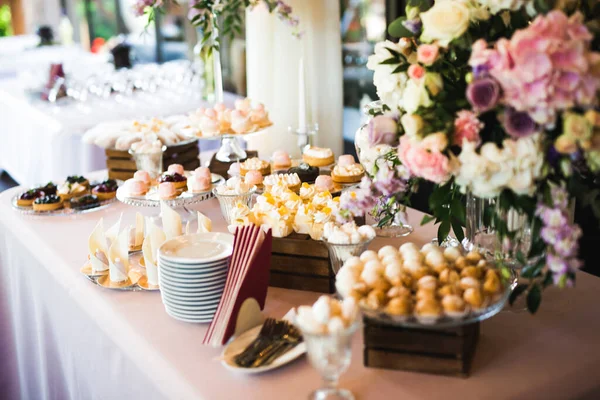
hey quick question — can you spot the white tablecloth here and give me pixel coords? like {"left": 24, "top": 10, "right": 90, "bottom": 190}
{"left": 1, "top": 170, "right": 600, "bottom": 400}
{"left": 0, "top": 79, "right": 237, "bottom": 186}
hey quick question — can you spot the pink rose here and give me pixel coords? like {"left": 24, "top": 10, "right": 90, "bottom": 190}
{"left": 417, "top": 44, "right": 439, "bottom": 66}
{"left": 453, "top": 110, "right": 483, "bottom": 147}
{"left": 398, "top": 136, "right": 452, "bottom": 183}
{"left": 408, "top": 64, "right": 425, "bottom": 81}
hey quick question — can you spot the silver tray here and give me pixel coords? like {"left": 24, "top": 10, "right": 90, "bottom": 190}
{"left": 11, "top": 195, "right": 117, "bottom": 216}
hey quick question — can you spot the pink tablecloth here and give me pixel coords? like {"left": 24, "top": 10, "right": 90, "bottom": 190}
{"left": 1, "top": 171, "right": 600, "bottom": 399}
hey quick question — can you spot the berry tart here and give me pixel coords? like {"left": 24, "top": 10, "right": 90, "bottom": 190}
{"left": 36, "top": 182, "right": 57, "bottom": 195}
{"left": 33, "top": 194, "right": 63, "bottom": 212}
{"left": 70, "top": 194, "right": 100, "bottom": 210}
{"left": 158, "top": 172, "right": 187, "bottom": 190}
{"left": 57, "top": 181, "right": 88, "bottom": 201}
{"left": 331, "top": 155, "right": 365, "bottom": 183}
{"left": 239, "top": 157, "right": 271, "bottom": 177}
{"left": 302, "top": 146, "right": 334, "bottom": 167}
{"left": 17, "top": 189, "right": 46, "bottom": 207}
{"left": 66, "top": 175, "right": 90, "bottom": 188}
{"left": 91, "top": 179, "right": 118, "bottom": 200}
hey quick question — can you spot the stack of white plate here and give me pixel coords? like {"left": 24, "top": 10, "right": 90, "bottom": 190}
{"left": 157, "top": 233, "right": 234, "bottom": 323}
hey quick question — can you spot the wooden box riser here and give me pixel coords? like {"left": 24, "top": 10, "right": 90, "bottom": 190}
{"left": 363, "top": 319, "right": 480, "bottom": 377}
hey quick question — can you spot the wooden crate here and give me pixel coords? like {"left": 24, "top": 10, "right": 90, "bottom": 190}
{"left": 269, "top": 233, "right": 334, "bottom": 294}
{"left": 363, "top": 317, "right": 480, "bottom": 377}
{"left": 105, "top": 140, "right": 200, "bottom": 180}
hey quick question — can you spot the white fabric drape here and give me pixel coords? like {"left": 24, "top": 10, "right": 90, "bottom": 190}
{"left": 245, "top": 0, "right": 343, "bottom": 158}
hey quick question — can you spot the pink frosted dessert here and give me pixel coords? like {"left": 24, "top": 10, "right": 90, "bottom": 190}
{"left": 231, "top": 110, "right": 253, "bottom": 134}
{"left": 133, "top": 170, "right": 152, "bottom": 186}
{"left": 124, "top": 178, "right": 148, "bottom": 196}
{"left": 315, "top": 175, "right": 335, "bottom": 192}
{"left": 204, "top": 108, "right": 217, "bottom": 119}
{"left": 235, "top": 98, "right": 251, "bottom": 114}
{"left": 244, "top": 170, "right": 264, "bottom": 186}
{"left": 194, "top": 167, "right": 212, "bottom": 180}
{"left": 338, "top": 154, "right": 356, "bottom": 167}
{"left": 158, "top": 182, "right": 178, "bottom": 199}
{"left": 188, "top": 176, "right": 211, "bottom": 193}
{"left": 167, "top": 164, "right": 185, "bottom": 176}
{"left": 272, "top": 150, "right": 292, "bottom": 169}
{"left": 214, "top": 102, "right": 226, "bottom": 112}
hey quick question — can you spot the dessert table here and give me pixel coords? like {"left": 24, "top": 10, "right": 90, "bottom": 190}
{"left": 0, "top": 79, "right": 238, "bottom": 186}
{"left": 1, "top": 170, "right": 600, "bottom": 400}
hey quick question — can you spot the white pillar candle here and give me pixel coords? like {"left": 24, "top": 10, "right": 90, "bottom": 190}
{"left": 298, "top": 56, "right": 307, "bottom": 133}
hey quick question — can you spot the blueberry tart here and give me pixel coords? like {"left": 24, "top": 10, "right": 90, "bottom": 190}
{"left": 70, "top": 194, "right": 100, "bottom": 210}
{"left": 158, "top": 172, "right": 187, "bottom": 190}
{"left": 17, "top": 189, "right": 46, "bottom": 207}
{"left": 66, "top": 175, "right": 89, "bottom": 188}
{"left": 35, "top": 182, "right": 57, "bottom": 195}
{"left": 33, "top": 194, "right": 63, "bottom": 212}
{"left": 91, "top": 179, "right": 118, "bottom": 200}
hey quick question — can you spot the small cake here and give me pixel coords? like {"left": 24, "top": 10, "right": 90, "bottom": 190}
{"left": 231, "top": 110, "right": 254, "bottom": 134}
{"left": 70, "top": 194, "right": 100, "bottom": 210}
{"left": 66, "top": 175, "right": 89, "bottom": 188}
{"left": 33, "top": 194, "right": 63, "bottom": 212}
{"left": 239, "top": 157, "right": 270, "bottom": 176}
{"left": 57, "top": 181, "right": 87, "bottom": 201}
{"left": 315, "top": 175, "right": 335, "bottom": 192}
{"left": 216, "top": 176, "right": 253, "bottom": 195}
{"left": 35, "top": 182, "right": 57, "bottom": 195}
{"left": 244, "top": 170, "right": 264, "bottom": 187}
{"left": 287, "top": 163, "right": 319, "bottom": 183}
{"left": 158, "top": 172, "right": 187, "bottom": 190}
{"left": 158, "top": 182, "right": 178, "bottom": 199}
{"left": 263, "top": 173, "right": 301, "bottom": 193}
{"left": 124, "top": 178, "right": 149, "bottom": 196}
{"left": 17, "top": 189, "right": 46, "bottom": 206}
{"left": 249, "top": 103, "right": 271, "bottom": 128}
{"left": 91, "top": 179, "right": 118, "bottom": 200}
{"left": 133, "top": 171, "right": 152, "bottom": 187}
{"left": 167, "top": 164, "right": 185, "bottom": 176}
{"left": 302, "top": 146, "right": 335, "bottom": 167}
{"left": 194, "top": 167, "right": 212, "bottom": 180}
{"left": 331, "top": 155, "right": 365, "bottom": 183}
{"left": 199, "top": 114, "right": 220, "bottom": 137}
{"left": 187, "top": 175, "right": 211, "bottom": 193}
{"left": 272, "top": 150, "right": 292, "bottom": 170}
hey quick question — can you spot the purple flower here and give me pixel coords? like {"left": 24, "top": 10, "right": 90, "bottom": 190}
{"left": 551, "top": 186, "right": 569, "bottom": 209}
{"left": 374, "top": 167, "right": 408, "bottom": 197}
{"left": 472, "top": 64, "right": 489, "bottom": 79}
{"left": 368, "top": 115, "right": 398, "bottom": 146}
{"left": 466, "top": 77, "right": 500, "bottom": 113}
{"left": 503, "top": 108, "right": 538, "bottom": 138}
{"left": 402, "top": 19, "right": 422, "bottom": 34}
{"left": 539, "top": 207, "right": 567, "bottom": 228}
{"left": 276, "top": 0, "right": 293, "bottom": 15}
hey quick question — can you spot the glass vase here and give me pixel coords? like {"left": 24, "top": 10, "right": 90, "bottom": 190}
{"left": 371, "top": 203, "right": 413, "bottom": 238}
{"left": 462, "top": 191, "right": 536, "bottom": 270}
{"left": 193, "top": 27, "right": 223, "bottom": 104}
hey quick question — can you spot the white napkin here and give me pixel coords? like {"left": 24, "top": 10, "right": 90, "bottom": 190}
{"left": 106, "top": 213, "right": 122, "bottom": 246}
{"left": 108, "top": 228, "right": 130, "bottom": 283}
{"left": 142, "top": 220, "right": 165, "bottom": 286}
{"left": 161, "top": 202, "right": 182, "bottom": 239}
{"left": 197, "top": 212, "right": 212, "bottom": 233}
{"left": 88, "top": 219, "right": 109, "bottom": 273}
{"left": 134, "top": 212, "right": 144, "bottom": 247}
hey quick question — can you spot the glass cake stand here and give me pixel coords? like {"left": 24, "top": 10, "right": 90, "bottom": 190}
{"left": 116, "top": 173, "right": 225, "bottom": 219}
{"left": 11, "top": 195, "right": 117, "bottom": 216}
{"left": 194, "top": 125, "right": 272, "bottom": 162}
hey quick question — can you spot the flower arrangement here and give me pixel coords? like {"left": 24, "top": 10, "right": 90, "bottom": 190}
{"left": 346, "top": 0, "right": 600, "bottom": 312}
{"left": 134, "top": 0, "right": 301, "bottom": 50}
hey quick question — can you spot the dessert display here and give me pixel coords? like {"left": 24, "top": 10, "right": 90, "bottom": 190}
{"left": 335, "top": 243, "right": 508, "bottom": 325}
{"left": 286, "top": 163, "right": 319, "bottom": 183}
{"left": 182, "top": 98, "right": 272, "bottom": 137}
{"left": 263, "top": 173, "right": 301, "bottom": 193}
{"left": 227, "top": 182, "right": 341, "bottom": 239}
{"left": 33, "top": 194, "right": 63, "bottom": 211}
{"left": 82, "top": 116, "right": 192, "bottom": 150}
{"left": 239, "top": 158, "right": 271, "bottom": 177}
{"left": 295, "top": 296, "right": 359, "bottom": 334}
{"left": 91, "top": 179, "right": 118, "bottom": 200}
{"left": 302, "top": 146, "right": 335, "bottom": 167}
{"left": 213, "top": 177, "right": 257, "bottom": 225}
{"left": 272, "top": 150, "right": 292, "bottom": 170}
{"left": 331, "top": 155, "right": 365, "bottom": 184}
{"left": 70, "top": 194, "right": 100, "bottom": 210}
{"left": 17, "top": 189, "right": 46, "bottom": 206}
{"left": 215, "top": 177, "right": 254, "bottom": 196}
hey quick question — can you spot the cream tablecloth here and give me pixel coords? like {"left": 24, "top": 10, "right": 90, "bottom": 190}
{"left": 1, "top": 170, "right": 600, "bottom": 400}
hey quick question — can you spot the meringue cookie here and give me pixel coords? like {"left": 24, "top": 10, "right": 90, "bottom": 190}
{"left": 360, "top": 250, "right": 379, "bottom": 263}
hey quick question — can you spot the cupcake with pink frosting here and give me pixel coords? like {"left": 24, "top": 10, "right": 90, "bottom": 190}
{"left": 124, "top": 178, "right": 149, "bottom": 196}
{"left": 188, "top": 176, "right": 211, "bottom": 193}
{"left": 231, "top": 110, "right": 254, "bottom": 134}
{"left": 158, "top": 182, "right": 178, "bottom": 199}
{"left": 194, "top": 167, "right": 212, "bottom": 180}
{"left": 272, "top": 150, "right": 292, "bottom": 170}
{"left": 133, "top": 170, "right": 152, "bottom": 186}
{"left": 167, "top": 164, "right": 185, "bottom": 176}
{"left": 315, "top": 175, "right": 335, "bottom": 193}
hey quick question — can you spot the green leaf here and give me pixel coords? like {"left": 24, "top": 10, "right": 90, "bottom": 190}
{"left": 542, "top": 271, "right": 554, "bottom": 288}
{"left": 526, "top": 284, "right": 542, "bottom": 314}
{"left": 421, "top": 214, "right": 435, "bottom": 225}
{"left": 438, "top": 220, "right": 451, "bottom": 245}
{"left": 380, "top": 57, "right": 400, "bottom": 65}
{"left": 392, "top": 64, "right": 410, "bottom": 74}
{"left": 450, "top": 197, "right": 466, "bottom": 225}
{"left": 451, "top": 217, "right": 465, "bottom": 243}
{"left": 509, "top": 284, "right": 528, "bottom": 306}
{"left": 516, "top": 250, "right": 526, "bottom": 266}
{"left": 388, "top": 17, "right": 415, "bottom": 38}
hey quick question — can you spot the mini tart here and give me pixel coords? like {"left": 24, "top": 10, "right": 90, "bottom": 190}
{"left": 239, "top": 158, "right": 271, "bottom": 176}
{"left": 158, "top": 173, "right": 188, "bottom": 190}
{"left": 36, "top": 182, "right": 57, "bottom": 195}
{"left": 17, "top": 189, "right": 45, "bottom": 206}
{"left": 302, "top": 147, "right": 335, "bottom": 167}
{"left": 70, "top": 194, "right": 100, "bottom": 210}
{"left": 32, "top": 195, "right": 63, "bottom": 212}
{"left": 66, "top": 175, "right": 89, "bottom": 188}
{"left": 331, "top": 164, "right": 365, "bottom": 183}
{"left": 91, "top": 180, "right": 118, "bottom": 200}
{"left": 58, "top": 184, "right": 87, "bottom": 202}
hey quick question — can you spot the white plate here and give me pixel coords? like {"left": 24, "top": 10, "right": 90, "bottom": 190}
{"left": 164, "top": 308, "right": 213, "bottom": 324}
{"left": 158, "top": 257, "right": 230, "bottom": 269}
{"left": 158, "top": 280, "right": 226, "bottom": 295}
{"left": 221, "top": 324, "right": 307, "bottom": 374}
{"left": 164, "top": 304, "right": 218, "bottom": 318}
{"left": 162, "top": 299, "right": 219, "bottom": 312}
{"left": 157, "top": 265, "right": 229, "bottom": 279}
{"left": 160, "top": 291, "right": 222, "bottom": 306}
{"left": 159, "top": 275, "right": 227, "bottom": 288}
{"left": 158, "top": 271, "right": 228, "bottom": 285}
{"left": 159, "top": 233, "right": 234, "bottom": 264}
{"left": 158, "top": 260, "right": 229, "bottom": 274}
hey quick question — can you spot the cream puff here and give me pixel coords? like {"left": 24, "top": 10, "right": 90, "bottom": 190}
{"left": 231, "top": 110, "right": 254, "bottom": 134}
{"left": 314, "top": 175, "right": 335, "bottom": 192}
{"left": 124, "top": 178, "right": 149, "bottom": 196}
{"left": 158, "top": 182, "right": 178, "bottom": 199}
{"left": 187, "top": 175, "right": 211, "bottom": 193}
{"left": 167, "top": 164, "right": 185, "bottom": 176}
{"left": 133, "top": 170, "right": 152, "bottom": 186}
{"left": 302, "top": 146, "right": 334, "bottom": 167}
{"left": 194, "top": 167, "right": 212, "bottom": 180}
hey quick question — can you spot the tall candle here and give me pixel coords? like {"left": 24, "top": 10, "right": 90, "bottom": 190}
{"left": 298, "top": 56, "right": 307, "bottom": 133}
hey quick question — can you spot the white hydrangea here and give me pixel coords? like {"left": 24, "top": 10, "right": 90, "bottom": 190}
{"left": 475, "top": 0, "right": 533, "bottom": 14}
{"left": 354, "top": 124, "right": 395, "bottom": 176}
{"left": 366, "top": 40, "right": 410, "bottom": 110}
{"left": 454, "top": 134, "right": 545, "bottom": 198}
